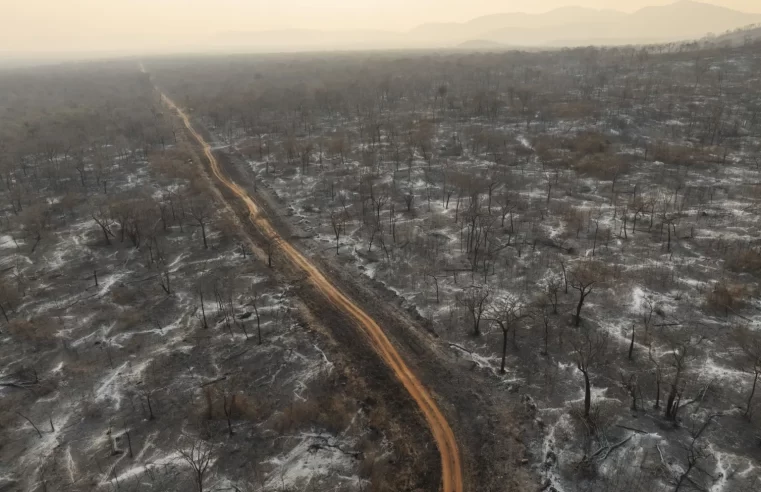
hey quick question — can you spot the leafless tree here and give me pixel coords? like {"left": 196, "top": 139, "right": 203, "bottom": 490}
{"left": 663, "top": 333, "right": 703, "bottom": 421}
{"left": 458, "top": 285, "right": 491, "bottom": 337}
{"left": 733, "top": 325, "right": 761, "bottom": 418}
{"left": 329, "top": 209, "right": 347, "bottom": 255}
{"left": 187, "top": 188, "right": 214, "bottom": 249}
{"left": 249, "top": 286, "right": 263, "bottom": 345}
{"left": 570, "top": 262, "right": 605, "bottom": 327}
{"left": 91, "top": 202, "right": 115, "bottom": 245}
{"left": 486, "top": 297, "right": 530, "bottom": 373}
{"left": 671, "top": 415, "right": 716, "bottom": 492}
{"left": 571, "top": 326, "right": 608, "bottom": 419}
{"left": 178, "top": 437, "right": 215, "bottom": 492}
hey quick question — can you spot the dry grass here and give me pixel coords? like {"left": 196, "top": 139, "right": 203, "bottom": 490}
{"left": 111, "top": 285, "right": 144, "bottom": 306}
{"left": 704, "top": 281, "right": 752, "bottom": 315}
{"left": 572, "top": 153, "right": 628, "bottom": 180}
{"left": 266, "top": 392, "right": 356, "bottom": 435}
{"left": 568, "top": 132, "right": 611, "bottom": 155}
{"left": 725, "top": 248, "right": 761, "bottom": 274}
{"left": 6, "top": 317, "right": 58, "bottom": 346}
{"left": 199, "top": 387, "right": 272, "bottom": 422}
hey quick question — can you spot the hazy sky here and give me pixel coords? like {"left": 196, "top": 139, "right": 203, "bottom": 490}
{"left": 3, "top": 0, "right": 761, "bottom": 53}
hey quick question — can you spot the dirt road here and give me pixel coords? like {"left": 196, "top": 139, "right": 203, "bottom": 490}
{"left": 155, "top": 82, "right": 463, "bottom": 492}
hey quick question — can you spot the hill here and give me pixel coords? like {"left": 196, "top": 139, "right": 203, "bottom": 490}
{"left": 429, "top": 1, "right": 761, "bottom": 46}
{"left": 212, "top": 1, "right": 761, "bottom": 51}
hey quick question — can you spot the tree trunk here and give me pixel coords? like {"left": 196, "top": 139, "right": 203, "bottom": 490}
{"left": 200, "top": 223, "right": 208, "bottom": 249}
{"left": 745, "top": 370, "right": 759, "bottom": 418}
{"left": 125, "top": 429, "right": 134, "bottom": 458}
{"left": 500, "top": 328, "right": 508, "bottom": 374}
{"left": 628, "top": 328, "right": 635, "bottom": 360}
{"left": 575, "top": 294, "right": 585, "bottom": 327}
{"left": 255, "top": 306, "right": 262, "bottom": 345}
{"left": 200, "top": 291, "right": 208, "bottom": 329}
{"left": 100, "top": 225, "right": 111, "bottom": 245}
{"left": 667, "top": 225, "right": 671, "bottom": 252}
{"left": 0, "top": 302, "right": 9, "bottom": 323}
{"left": 665, "top": 385, "right": 678, "bottom": 420}
{"left": 583, "top": 370, "right": 592, "bottom": 418}
{"left": 654, "top": 374, "right": 661, "bottom": 409}
{"left": 146, "top": 394, "right": 155, "bottom": 420}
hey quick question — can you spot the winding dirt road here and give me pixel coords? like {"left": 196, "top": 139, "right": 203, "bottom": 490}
{"left": 152, "top": 75, "right": 463, "bottom": 492}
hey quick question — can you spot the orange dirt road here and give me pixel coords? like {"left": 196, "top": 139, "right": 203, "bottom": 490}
{"left": 155, "top": 79, "right": 463, "bottom": 492}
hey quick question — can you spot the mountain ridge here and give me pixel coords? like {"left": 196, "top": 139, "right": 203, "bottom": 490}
{"left": 213, "top": 1, "right": 761, "bottom": 51}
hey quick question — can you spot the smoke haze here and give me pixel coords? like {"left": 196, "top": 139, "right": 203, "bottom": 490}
{"left": 3, "top": 0, "right": 761, "bottom": 60}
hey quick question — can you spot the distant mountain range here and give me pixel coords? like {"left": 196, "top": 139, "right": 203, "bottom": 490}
{"left": 214, "top": 1, "right": 761, "bottom": 51}
{"left": 704, "top": 23, "right": 761, "bottom": 46}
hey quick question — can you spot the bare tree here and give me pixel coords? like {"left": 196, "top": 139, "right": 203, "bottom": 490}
{"left": 178, "top": 438, "right": 215, "bottom": 492}
{"left": 570, "top": 262, "right": 604, "bottom": 327}
{"left": 671, "top": 415, "right": 716, "bottom": 492}
{"left": 648, "top": 340, "right": 664, "bottom": 410}
{"left": 571, "top": 326, "right": 608, "bottom": 419}
{"left": 158, "top": 268, "right": 171, "bottom": 295}
{"left": 0, "top": 280, "right": 21, "bottom": 325}
{"left": 458, "top": 285, "right": 491, "bottom": 337}
{"left": 486, "top": 297, "right": 530, "bottom": 373}
{"left": 249, "top": 286, "right": 263, "bottom": 345}
{"left": 91, "top": 202, "right": 115, "bottom": 245}
{"left": 663, "top": 333, "right": 703, "bottom": 421}
{"left": 187, "top": 189, "right": 214, "bottom": 249}
{"left": 221, "top": 381, "right": 239, "bottom": 437}
{"left": 20, "top": 204, "right": 50, "bottom": 253}
{"left": 733, "top": 325, "right": 761, "bottom": 418}
{"left": 197, "top": 283, "right": 209, "bottom": 329}
{"left": 329, "top": 209, "right": 347, "bottom": 255}
{"left": 264, "top": 234, "right": 279, "bottom": 268}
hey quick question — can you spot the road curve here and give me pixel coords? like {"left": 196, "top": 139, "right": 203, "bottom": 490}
{"left": 152, "top": 76, "right": 463, "bottom": 492}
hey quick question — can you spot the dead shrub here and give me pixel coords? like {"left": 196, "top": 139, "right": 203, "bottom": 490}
{"left": 65, "top": 353, "right": 102, "bottom": 376}
{"left": 0, "top": 280, "right": 22, "bottom": 314}
{"left": 314, "top": 394, "right": 354, "bottom": 434}
{"left": 268, "top": 400, "right": 320, "bottom": 434}
{"left": 111, "top": 285, "right": 142, "bottom": 306}
{"left": 6, "top": 317, "right": 58, "bottom": 346}
{"left": 199, "top": 387, "right": 270, "bottom": 422}
{"left": 150, "top": 151, "right": 195, "bottom": 181}
{"left": 572, "top": 153, "right": 628, "bottom": 180}
{"left": 534, "top": 135, "right": 563, "bottom": 161}
{"left": 635, "top": 263, "right": 676, "bottom": 291}
{"left": 568, "top": 400, "right": 619, "bottom": 441}
{"left": 551, "top": 102, "right": 598, "bottom": 119}
{"left": 359, "top": 450, "right": 392, "bottom": 490}
{"left": 651, "top": 141, "right": 695, "bottom": 166}
{"left": 266, "top": 392, "right": 355, "bottom": 435}
{"left": 367, "top": 399, "right": 393, "bottom": 434}
{"left": 230, "top": 393, "right": 269, "bottom": 420}
{"left": 0, "top": 392, "right": 32, "bottom": 433}
{"left": 116, "top": 307, "right": 146, "bottom": 332}
{"left": 704, "top": 281, "right": 750, "bottom": 316}
{"left": 81, "top": 398, "right": 104, "bottom": 420}
{"left": 568, "top": 132, "right": 611, "bottom": 155}
{"left": 725, "top": 248, "right": 761, "bottom": 274}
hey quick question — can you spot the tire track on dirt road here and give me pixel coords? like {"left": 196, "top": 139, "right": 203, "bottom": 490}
{"left": 149, "top": 70, "right": 463, "bottom": 492}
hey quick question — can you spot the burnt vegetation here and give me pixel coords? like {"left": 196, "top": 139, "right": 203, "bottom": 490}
{"left": 145, "top": 39, "right": 761, "bottom": 491}
{"left": 0, "top": 63, "right": 428, "bottom": 491}
{"left": 2, "top": 34, "right": 761, "bottom": 492}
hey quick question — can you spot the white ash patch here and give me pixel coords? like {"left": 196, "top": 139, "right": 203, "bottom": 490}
{"left": 261, "top": 433, "right": 362, "bottom": 491}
